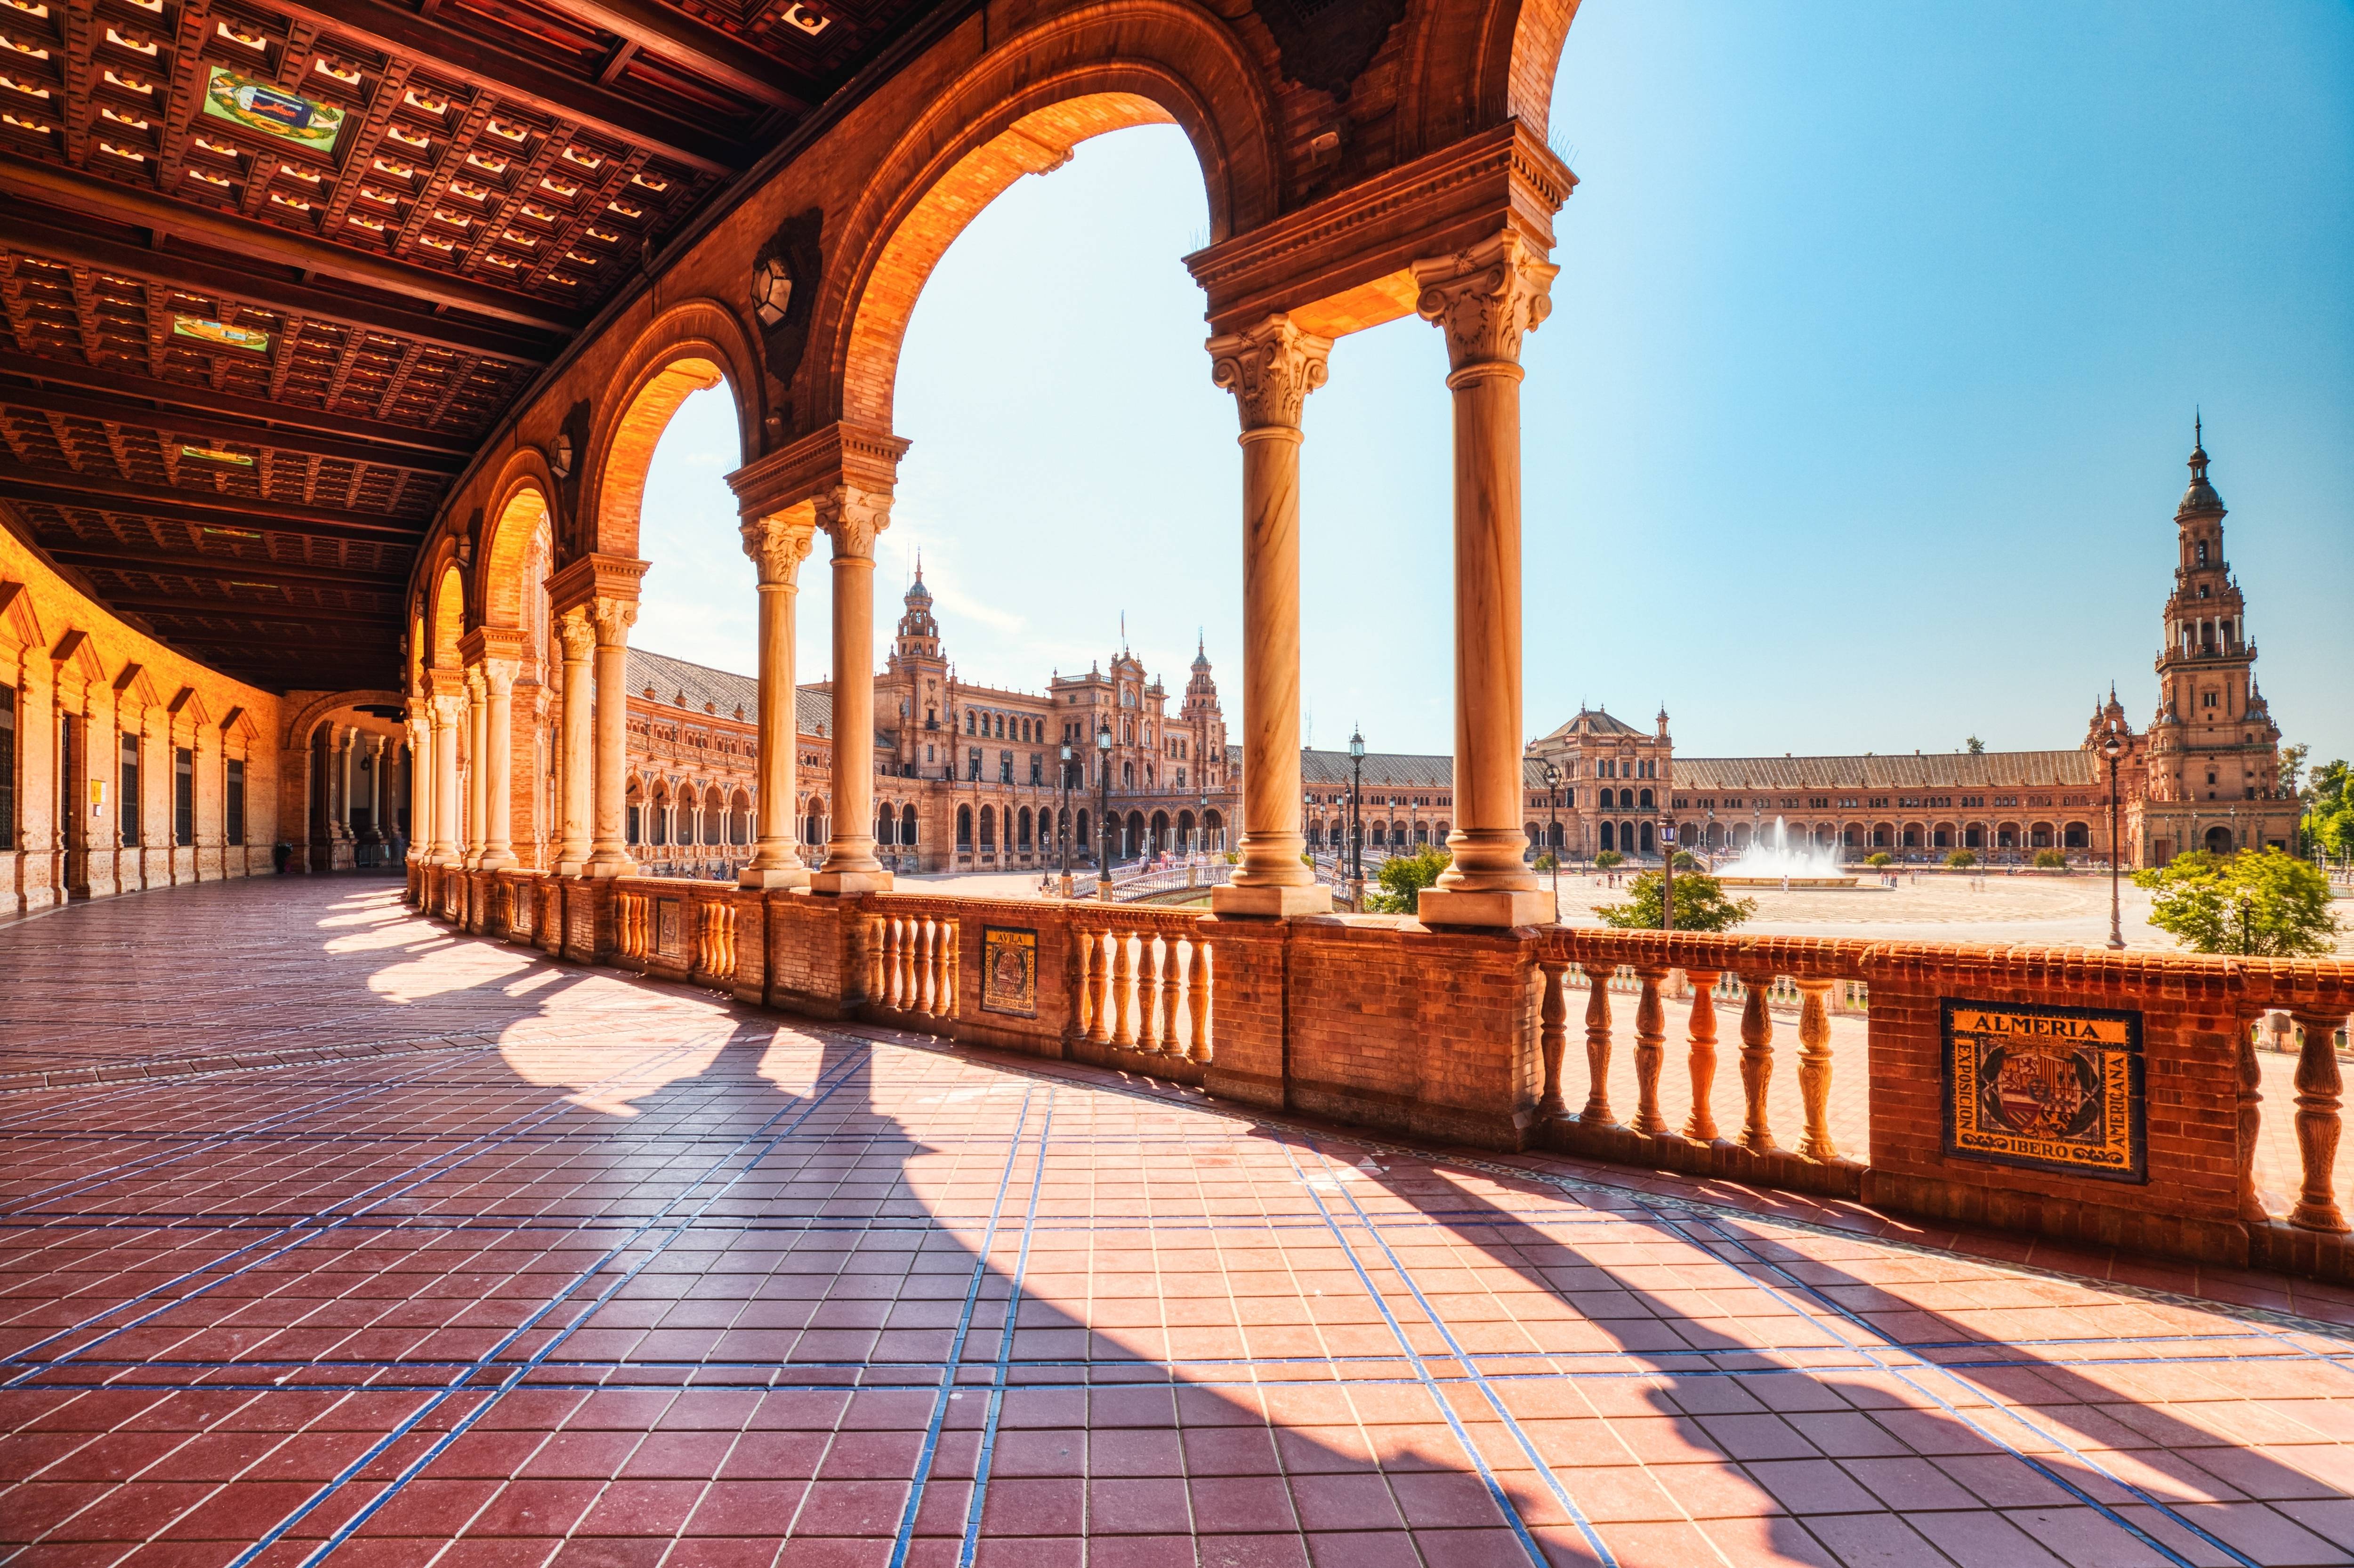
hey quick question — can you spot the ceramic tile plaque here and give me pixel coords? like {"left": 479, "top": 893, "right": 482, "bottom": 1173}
{"left": 1941, "top": 998, "right": 2145, "bottom": 1183}
{"left": 656, "top": 898, "right": 683, "bottom": 960}
{"left": 980, "top": 925, "right": 1037, "bottom": 1017}
{"left": 201, "top": 66, "right": 347, "bottom": 154}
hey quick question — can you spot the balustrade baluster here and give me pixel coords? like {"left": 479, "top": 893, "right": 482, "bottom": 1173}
{"left": 1537, "top": 960, "right": 1569, "bottom": 1118}
{"left": 1738, "top": 973, "right": 1775, "bottom": 1153}
{"left": 896, "top": 918, "right": 916, "bottom": 1011}
{"left": 1088, "top": 930, "right": 1113, "bottom": 1045}
{"left": 1632, "top": 968, "right": 1668, "bottom": 1136}
{"left": 917, "top": 918, "right": 938, "bottom": 1016}
{"left": 1186, "top": 940, "right": 1212, "bottom": 1062}
{"left": 1113, "top": 930, "right": 1138, "bottom": 1048}
{"left": 1141, "top": 933, "right": 1167, "bottom": 1052}
{"left": 1072, "top": 926, "right": 1096, "bottom": 1039}
{"left": 938, "top": 922, "right": 959, "bottom": 1018}
{"left": 2238, "top": 1019, "right": 2266, "bottom": 1222}
{"left": 1795, "top": 979, "right": 1837, "bottom": 1160}
{"left": 1683, "top": 969, "right": 1721, "bottom": 1142}
{"left": 1580, "top": 965, "right": 1616, "bottom": 1126}
{"left": 2290, "top": 1008, "right": 2351, "bottom": 1233}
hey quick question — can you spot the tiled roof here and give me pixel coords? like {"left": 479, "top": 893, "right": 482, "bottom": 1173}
{"left": 1672, "top": 751, "right": 2097, "bottom": 790}
{"left": 627, "top": 648, "right": 841, "bottom": 739}
{"left": 1533, "top": 707, "right": 1647, "bottom": 742}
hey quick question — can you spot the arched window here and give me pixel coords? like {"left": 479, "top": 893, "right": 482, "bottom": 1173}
{"left": 1017, "top": 807, "right": 1032, "bottom": 849}
{"left": 877, "top": 806, "right": 894, "bottom": 845}
{"left": 1599, "top": 821, "right": 1616, "bottom": 851}
{"left": 1639, "top": 821, "right": 1655, "bottom": 853}
{"left": 980, "top": 805, "right": 996, "bottom": 848}
{"left": 1076, "top": 808, "right": 1090, "bottom": 853}
{"left": 2064, "top": 822, "right": 2089, "bottom": 849}
{"left": 956, "top": 805, "right": 973, "bottom": 849}
{"left": 704, "top": 786, "right": 725, "bottom": 844}
{"left": 901, "top": 804, "right": 918, "bottom": 845}
{"left": 1638, "top": 788, "right": 1654, "bottom": 810}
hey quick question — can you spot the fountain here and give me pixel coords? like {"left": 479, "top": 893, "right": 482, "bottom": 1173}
{"left": 1713, "top": 816, "right": 1861, "bottom": 888}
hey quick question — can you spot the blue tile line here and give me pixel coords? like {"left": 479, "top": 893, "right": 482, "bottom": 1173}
{"left": 958, "top": 1090, "right": 1056, "bottom": 1568}
{"left": 1274, "top": 1140, "right": 1599, "bottom": 1568}
{"left": 0, "top": 1051, "right": 519, "bottom": 1214}
{"left": 225, "top": 1043, "right": 876, "bottom": 1568}
{"left": 0, "top": 1033, "right": 731, "bottom": 1383}
{"left": 1296, "top": 1139, "right": 1623, "bottom": 1568}
{"left": 876, "top": 1086, "right": 1043, "bottom": 1568}
{"left": 1669, "top": 1206, "right": 2254, "bottom": 1568}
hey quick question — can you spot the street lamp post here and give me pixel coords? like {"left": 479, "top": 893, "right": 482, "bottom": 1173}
{"left": 1348, "top": 728, "right": 1366, "bottom": 899}
{"left": 1058, "top": 740, "right": 1075, "bottom": 898}
{"left": 1705, "top": 806, "right": 1716, "bottom": 873}
{"left": 1541, "top": 760, "right": 1562, "bottom": 913}
{"left": 1660, "top": 820, "right": 1676, "bottom": 931}
{"left": 1096, "top": 723, "right": 1114, "bottom": 900}
{"left": 2103, "top": 731, "right": 2125, "bottom": 949}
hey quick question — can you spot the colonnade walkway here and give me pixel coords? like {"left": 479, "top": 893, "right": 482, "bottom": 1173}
{"left": 4, "top": 879, "right": 2354, "bottom": 1568}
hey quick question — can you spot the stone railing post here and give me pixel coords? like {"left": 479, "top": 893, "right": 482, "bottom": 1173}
{"left": 1683, "top": 968, "right": 1722, "bottom": 1142}
{"left": 1413, "top": 233, "right": 1557, "bottom": 929}
{"left": 741, "top": 512, "right": 815, "bottom": 890}
{"left": 1208, "top": 314, "right": 1330, "bottom": 919}
{"left": 1795, "top": 978, "right": 1837, "bottom": 1161}
{"left": 1580, "top": 964, "right": 1616, "bottom": 1126}
{"left": 1632, "top": 966, "right": 1669, "bottom": 1136}
{"left": 2289, "top": 1008, "right": 2350, "bottom": 1233}
{"left": 2237, "top": 1020, "right": 2267, "bottom": 1223}
{"left": 1737, "top": 973, "right": 1775, "bottom": 1153}
{"left": 1537, "top": 959, "right": 1569, "bottom": 1117}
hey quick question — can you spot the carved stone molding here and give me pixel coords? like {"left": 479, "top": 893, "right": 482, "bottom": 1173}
{"left": 590, "top": 595, "right": 638, "bottom": 647}
{"left": 482, "top": 658, "right": 519, "bottom": 698}
{"left": 1207, "top": 314, "right": 1333, "bottom": 431}
{"left": 728, "top": 419, "right": 910, "bottom": 523}
{"left": 428, "top": 693, "right": 466, "bottom": 727}
{"left": 815, "top": 483, "right": 892, "bottom": 560}
{"left": 741, "top": 513, "right": 817, "bottom": 586}
{"left": 1413, "top": 232, "right": 1558, "bottom": 374}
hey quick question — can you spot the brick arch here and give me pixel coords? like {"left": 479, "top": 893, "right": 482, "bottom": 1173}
{"left": 426, "top": 560, "right": 466, "bottom": 674}
{"left": 582, "top": 299, "right": 762, "bottom": 560}
{"left": 280, "top": 690, "right": 406, "bottom": 755}
{"left": 1399, "top": 0, "right": 1583, "bottom": 156}
{"left": 476, "top": 452, "right": 557, "bottom": 631}
{"left": 818, "top": 3, "right": 1279, "bottom": 432}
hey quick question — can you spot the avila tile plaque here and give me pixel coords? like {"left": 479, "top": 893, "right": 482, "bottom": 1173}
{"left": 980, "top": 925, "right": 1038, "bottom": 1017}
{"left": 1941, "top": 998, "right": 2145, "bottom": 1183}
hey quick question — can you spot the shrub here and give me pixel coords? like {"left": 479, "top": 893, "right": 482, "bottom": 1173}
{"left": 1866, "top": 852, "right": 1893, "bottom": 868}
{"left": 1534, "top": 852, "right": 1558, "bottom": 871}
{"left": 1594, "top": 849, "right": 1624, "bottom": 870}
{"left": 1670, "top": 850, "right": 1700, "bottom": 871}
{"left": 1363, "top": 846, "right": 1451, "bottom": 914}
{"left": 1945, "top": 849, "right": 1978, "bottom": 869}
{"left": 2033, "top": 848, "right": 2067, "bottom": 869}
{"left": 1596, "top": 871, "right": 1757, "bottom": 933}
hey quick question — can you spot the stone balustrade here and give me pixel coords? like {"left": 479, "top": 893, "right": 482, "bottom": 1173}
{"left": 409, "top": 860, "right": 2352, "bottom": 1284}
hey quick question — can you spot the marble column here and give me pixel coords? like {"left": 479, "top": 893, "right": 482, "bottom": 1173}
{"left": 740, "top": 512, "right": 815, "bottom": 889}
{"left": 555, "top": 609, "right": 595, "bottom": 876}
{"left": 585, "top": 596, "right": 638, "bottom": 877}
{"left": 405, "top": 701, "right": 434, "bottom": 864}
{"left": 1208, "top": 314, "right": 1332, "bottom": 918}
{"left": 480, "top": 659, "right": 519, "bottom": 869}
{"left": 429, "top": 690, "right": 462, "bottom": 865}
{"left": 1414, "top": 232, "right": 1558, "bottom": 928}
{"left": 461, "top": 667, "right": 488, "bottom": 868}
{"left": 359, "top": 734, "right": 387, "bottom": 846}
{"left": 812, "top": 486, "right": 891, "bottom": 893}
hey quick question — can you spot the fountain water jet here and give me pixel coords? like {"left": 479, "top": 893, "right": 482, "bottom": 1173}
{"left": 1716, "top": 817, "right": 1859, "bottom": 888}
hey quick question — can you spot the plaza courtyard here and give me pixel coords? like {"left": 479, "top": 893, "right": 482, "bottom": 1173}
{"left": 4, "top": 875, "right": 2353, "bottom": 1568}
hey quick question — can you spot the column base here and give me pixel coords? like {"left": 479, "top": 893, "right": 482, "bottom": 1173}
{"left": 1212, "top": 883, "right": 1332, "bottom": 918}
{"left": 1416, "top": 887, "right": 1553, "bottom": 929}
{"left": 480, "top": 851, "right": 520, "bottom": 871}
{"left": 810, "top": 868, "right": 893, "bottom": 894}
{"left": 741, "top": 864, "right": 812, "bottom": 891}
{"left": 584, "top": 853, "right": 639, "bottom": 879}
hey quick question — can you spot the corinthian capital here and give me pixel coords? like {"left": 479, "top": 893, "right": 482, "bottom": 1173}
{"left": 1412, "top": 233, "right": 1559, "bottom": 374}
{"left": 590, "top": 595, "right": 638, "bottom": 647}
{"left": 462, "top": 664, "right": 487, "bottom": 702}
{"left": 1207, "top": 314, "right": 1332, "bottom": 431}
{"left": 555, "top": 606, "right": 596, "bottom": 664}
{"left": 815, "top": 483, "right": 892, "bottom": 560}
{"left": 741, "top": 513, "right": 817, "bottom": 586}
{"left": 482, "top": 658, "right": 519, "bottom": 698}
{"left": 428, "top": 693, "right": 467, "bottom": 728}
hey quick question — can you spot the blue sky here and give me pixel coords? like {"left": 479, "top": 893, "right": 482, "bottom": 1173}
{"left": 637, "top": 0, "right": 2353, "bottom": 769}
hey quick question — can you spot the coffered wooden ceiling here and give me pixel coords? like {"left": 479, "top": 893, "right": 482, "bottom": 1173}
{"left": 0, "top": 0, "right": 952, "bottom": 692}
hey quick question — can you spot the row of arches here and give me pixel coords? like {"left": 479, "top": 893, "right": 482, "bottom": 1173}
{"left": 1513, "top": 818, "right": 2106, "bottom": 857}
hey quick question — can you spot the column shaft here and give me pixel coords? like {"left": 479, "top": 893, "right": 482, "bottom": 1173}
{"left": 586, "top": 598, "right": 638, "bottom": 876}
{"left": 481, "top": 664, "right": 518, "bottom": 869}
{"left": 462, "top": 672, "right": 488, "bottom": 867}
{"left": 406, "top": 706, "right": 434, "bottom": 863}
{"left": 430, "top": 696, "right": 461, "bottom": 864}
{"left": 813, "top": 489, "right": 890, "bottom": 893}
{"left": 555, "top": 611, "right": 594, "bottom": 875}
{"left": 741, "top": 515, "right": 814, "bottom": 889}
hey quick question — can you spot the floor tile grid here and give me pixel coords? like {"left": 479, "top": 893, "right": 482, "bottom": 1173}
{"left": 210, "top": 1040, "right": 886, "bottom": 1568}
{"left": 0, "top": 1032, "right": 754, "bottom": 1383}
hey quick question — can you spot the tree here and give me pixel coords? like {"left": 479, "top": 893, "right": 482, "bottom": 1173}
{"left": 2280, "top": 742, "right": 2310, "bottom": 800}
{"left": 1596, "top": 870, "right": 1757, "bottom": 933}
{"left": 1670, "top": 849, "right": 1700, "bottom": 871}
{"left": 2303, "top": 757, "right": 2352, "bottom": 859}
{"left": 2133, "top": 848, "right": 2340, "bottom": 957}
{"left": 1946, "top": 848, "right": 1978, "bottom": 869}
{"left": 2033, "top": 849, "right": 2066, "bottom": 869}
{"left": 1363, "top": 846, "right": 1450, "bottom": 914}
{"left": 1866, "top": 851, "right": 1893, "bottom": 868}
{"left": 1534, "top": 851, "right": 1558, "bottom": 871}
{"left": 1594, "top": 849, "right": 1624, "bottom": 870}
{"left": 1966, "top": 736, "right": 1985, "bottom": 755}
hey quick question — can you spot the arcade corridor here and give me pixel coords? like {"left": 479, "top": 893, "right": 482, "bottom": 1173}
{"left": 3, "top": 878, "right": 2353, "bottom": 1568}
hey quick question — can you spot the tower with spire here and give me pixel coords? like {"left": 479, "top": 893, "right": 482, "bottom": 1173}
{"left": 2123, "top": 422, "right": 2294, "bottom": 861}
{"left": 1179, "top": 634, "right": 1228, "bottom": 791}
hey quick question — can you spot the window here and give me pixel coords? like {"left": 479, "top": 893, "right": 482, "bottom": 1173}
{"left": 120, "top": 732, "right": 140, "bottom": 844}
{"left": 226, "top": 758, "right": 245, "bottom": 845}
{"left": 0, "top": 684, "right": 12, "bottom": 849}
{"left": 174, "top": 748, "right": 193, "bottom": 846}
{"left": 2196, "top": 540, "right": 2209, "bottom": 566}
{"left": 967, "top": 748, "right": 981, "bottom": 781}
{"left": 999, "top": 750, "right": 1012, "bottom": 784}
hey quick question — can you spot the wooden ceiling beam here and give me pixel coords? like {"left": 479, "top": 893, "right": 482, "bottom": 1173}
{"left": 0, "top": 352, "right": 476, "bottom": 458}
{"left": 105, "top": 595, "right": 402, "bottom": 628}
{"left": 264, "top": 0, "right": 742, "bottom": 175}
{"left": 41, "top": 547, "right": 406, "bottom": 592}
{"left": 0, "top": 472, "right": 427, "bottom": 544}
{"left": 564, "top": 0, "right": 821, "bottom": 110}
{"left": 6, "top": 219, "right": 563, "bottom": 365}
{"left": 0, "top": 383, "right": 467, "bottom": 476}
{"left": 0, "top": 164, "right": 581, "bottom": 334}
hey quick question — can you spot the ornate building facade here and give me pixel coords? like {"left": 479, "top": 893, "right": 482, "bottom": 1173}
{"left": 615, "top": 567, "right": 1233, "bottom": 878}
